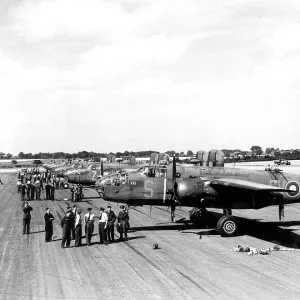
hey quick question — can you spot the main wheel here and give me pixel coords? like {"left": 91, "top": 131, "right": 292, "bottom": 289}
{"left": 217, "top": 215, "right": 238, "bottom": 237}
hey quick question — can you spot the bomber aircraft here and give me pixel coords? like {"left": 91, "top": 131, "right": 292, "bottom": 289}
{"left": 63, "top": 154, "right": 171, "bottom": 188}
{"left": 95, "top": 153, "right": 300, "bottom": 237}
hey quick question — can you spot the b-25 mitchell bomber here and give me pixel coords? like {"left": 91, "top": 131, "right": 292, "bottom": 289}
{"left": 63, "top": 155, "right": 150, "bottom": 188}
{"left": 95, "top": 151, "right": 299, "bottom": 237}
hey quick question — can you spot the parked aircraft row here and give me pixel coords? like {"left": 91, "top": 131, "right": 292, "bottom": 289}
{"left": 94, "top": 154, "right": 300, "bottom": 237}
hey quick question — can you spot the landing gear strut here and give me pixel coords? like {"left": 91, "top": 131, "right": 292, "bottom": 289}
{"left": 171, "top": 203, "right": 176, "bottom": 222}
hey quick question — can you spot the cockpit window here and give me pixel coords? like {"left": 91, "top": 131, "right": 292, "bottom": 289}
{"left": 139, "top": 167, "right": 167, "bottom": 178}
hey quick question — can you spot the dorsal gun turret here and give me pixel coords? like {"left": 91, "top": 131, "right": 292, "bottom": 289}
{"left": 195, "top": 150, "right": 224, "bottom": 167}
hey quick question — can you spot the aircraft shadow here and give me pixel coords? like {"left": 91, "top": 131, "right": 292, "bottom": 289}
{"left": 190, "top": 212, "right": 300, "bottom": 249}
{"left": 131, "top": 211, "right": 300, "bottom": 249}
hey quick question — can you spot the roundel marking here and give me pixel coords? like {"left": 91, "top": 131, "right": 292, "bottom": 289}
{"left": 285, "top": 181, "right": 300, "bottom": 197}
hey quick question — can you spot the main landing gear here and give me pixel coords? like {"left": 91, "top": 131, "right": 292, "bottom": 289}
{"left": 190, "top": 207, "right": 239, "bottom": 237}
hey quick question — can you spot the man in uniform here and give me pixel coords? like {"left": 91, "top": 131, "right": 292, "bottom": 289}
{"left": 84, "top": 207, "right": 94, "bottom": 246}
{"left": 26, "top": 181, "right": 32, "bottom": 201}
{"left": 79, "top": 184, "right": 83, "bottom": 201}
{"left": 22, "top": 202, "right": 33, "bottom": 235}
{"left": 117, "top": 205, "right": 129, "bottom": 241}
{"left": 74, "top": 208, "right": 82, "bottom": 247}
{"left": 107, "top": 205, "right": 116, "bottom": 243}
{"left": 98, "top": 207, "right": 108, "bottom": 244}
{"left": 35, "top": 180, "right": 41, "bottom": 200}
{"left": 21, "top": 183, "right": 27, "bottom": 201}
{"left": 45, "top": 182, "right": 51, "bottom": 200}
{"left": 44, "top": 207, "right": 55, "bottom": 242}
{"left": 17, "top": 179, "right": 22, "bottom": 193}
{"left": 75, "top": 185, "right": 80, "bottom": 202}
{"left": 50, "top": 183, "right": 55, "bottom": 201}
{"left": 61, "top": 210, "right": 72, "bottom": 248}
{"left": 70, "top": 185, "right": 75, "bottom": 202}
{"left": 70, "top": 205, "right": 77, "bottom": 240}
{"left": 31, "top": 181, "right": 36, "bottom": 200}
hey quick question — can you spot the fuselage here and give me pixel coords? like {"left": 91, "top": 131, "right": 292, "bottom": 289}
{"left": 96, "top": 165, "right": 300, "bottom": 209}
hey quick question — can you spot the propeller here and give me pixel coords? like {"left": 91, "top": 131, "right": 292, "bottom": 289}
{"left": 169, "top": 155, "right": 181, "bottom": 222}
{"left": 100, "top": 161, "right": 104, "bottom": 177}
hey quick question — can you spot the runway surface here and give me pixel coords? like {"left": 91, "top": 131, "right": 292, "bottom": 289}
{"left": 1, "top": 173, "right": 300, "bottom": 300}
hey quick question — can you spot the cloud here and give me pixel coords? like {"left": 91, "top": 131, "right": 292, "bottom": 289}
{"left": 1, "top": 0, "right": 300, "bottom": 153}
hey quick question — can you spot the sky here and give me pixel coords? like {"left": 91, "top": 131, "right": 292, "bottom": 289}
{"left": 1, "top": 0, "right": 300, "bottom": 155}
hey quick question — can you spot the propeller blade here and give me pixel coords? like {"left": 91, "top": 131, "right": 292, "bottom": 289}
{"left": 172, "top": 155, "right": 176, "bottom": 185}
{"left": 101, "top": 161, "right": 104, "bottom": 176}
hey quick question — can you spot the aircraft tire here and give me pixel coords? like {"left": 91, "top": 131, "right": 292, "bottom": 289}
{"left": 64, "top": 183, "right": 69, "bottom": 189}
{"left": 217, "top": 215, "right": 238, "bottom": 237}
{"left": 189, "top": 207, "right": 207, "bottom": 225}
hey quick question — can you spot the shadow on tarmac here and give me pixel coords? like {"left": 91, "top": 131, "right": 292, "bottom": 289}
{"left": 132, "top": 211, "right": 300, "bottom": 249}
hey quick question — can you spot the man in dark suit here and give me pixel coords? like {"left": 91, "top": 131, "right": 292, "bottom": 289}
{"left": 44, "top": 207, "right": 55, "bottom": 242}
{"left": 61, "top": 211, "right": 72, "bottom": 248}
{"left": 23, "top": 202, "right": 33, "bottom": 235}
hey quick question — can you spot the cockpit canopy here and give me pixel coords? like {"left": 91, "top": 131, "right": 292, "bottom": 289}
{"left": 137, "top": 166, "right": 167, "bottom": 178}
{"left": 97, "top": 172, "right": 129, "bottom": 187}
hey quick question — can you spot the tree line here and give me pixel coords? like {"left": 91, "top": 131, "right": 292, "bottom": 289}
{"left": 0, "top": 150, "right": 196, "bottom": 160}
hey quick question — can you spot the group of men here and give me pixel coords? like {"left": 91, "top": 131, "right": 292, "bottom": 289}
{"left": 60, "top": 205, "right": 129, "bottom": 248}
{"left": 69, "top": 184, "right": 83, "bottom": 202}
{"left": 17, "top": 169, "right": 65, "bottom": 201}
{"left": 22, "top": 201, "right": 130, "bottom": 247}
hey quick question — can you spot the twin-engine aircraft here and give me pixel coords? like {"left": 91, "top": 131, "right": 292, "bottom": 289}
{"left": 95, "top": 155, "right": 300, "bottom": 237}
{"left": 63, "top": 155, "right": 148, "bottom": 188}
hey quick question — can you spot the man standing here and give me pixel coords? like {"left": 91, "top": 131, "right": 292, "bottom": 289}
{"left": 50, "top": 183, "right": 55, "bottom": 201}
{"left": 35, "top": 181, "right": 41, "bottom": 200}
{"left": 84, "top": 207, "right": 94, "bottom": 246}
{"left": 71, "top": 205, "right": 77, "bottom": 240}
{"left": 61, "top": 211, "right": 72, "bottom": 248}
{"left": 45, "top": 182, "right": 51, "bottom": 200}
{"left": 74, "top": 208, "right": 82, "bottom": 247}
{"left": 22, "top": 202, "right": 33, "bottom": 235}
{"left": 44, "top": 208, "right": 55, "bottom": 242}
{"left": 118, "top": 205, "right": 129, "bottom": 241}
{"left": 79, "top": 184, "right": 83, "bottom": 201}
{"left": 75, "top": 185, "right": 80, "bottom": 202}
{"left": 70, "top": 185, "right": 75, "bottom": 202}
{"left": 17, "top": 179, "right": 22, "bottom": 193}
{"left": 21, "top": 183, "right": 27, "bottom": 201}
{"left": 107, "top": 205, "right": 116, "bottom": 243}
{"left": 31, "top": 182, "right": 36, "bottom": 200}
{"left": 98, "top": 207, "right": 108, "bottom": 244}
{"left": 26, "top": 181, "right": 32, "bottom": 201}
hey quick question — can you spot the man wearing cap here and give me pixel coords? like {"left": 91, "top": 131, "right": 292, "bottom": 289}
{"left": 74, "top": 208, "right": 82, "bottom": 247}
{"left": 98, "top": 207, "right": 108, "bottom": 244}
{"left": 118, "top": 205, "right": 129, "bottom": 241}
{"left": 84, "top": 208, "right": 95, "bottom": 246}
{"left": 107, "top": 205, "right": 116, "bottom": 243}
{"left": 70, "top": 185, "right": 75, "bottom": 202}
{"left": 44, "top": 207, "right": 55, "bottom": 242}
{"left": 22, "top": 202, "right": 33, "bottom": 235}
{"left": 17, "top": 179, "right": 22, "bottom": 193}
{"left": 45, "top": 182, "right": 51, "bottom": 200}
{"left": 61, "top": 210, "right": 72, "bottom": 248}
{"left": 21, "top": 183, "right": 27, "bottom": 201}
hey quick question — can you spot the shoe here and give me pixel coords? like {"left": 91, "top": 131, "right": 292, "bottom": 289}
{"left": 61, "top": 246, "right": 64, "bottom": 249}
{"left": 22, "top": 233, "right": 25, "bottom": 235}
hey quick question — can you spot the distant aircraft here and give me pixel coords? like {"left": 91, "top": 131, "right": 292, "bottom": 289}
{"left": 63, "top": 156, "right": 146, "bottom": 188}
{"left": 95, "top": 156, "right": 300, "bottom": 237}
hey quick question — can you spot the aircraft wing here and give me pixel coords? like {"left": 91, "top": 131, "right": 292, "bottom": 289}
{"left": 209, "top": 178, "right": 290, "bottom": 193}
